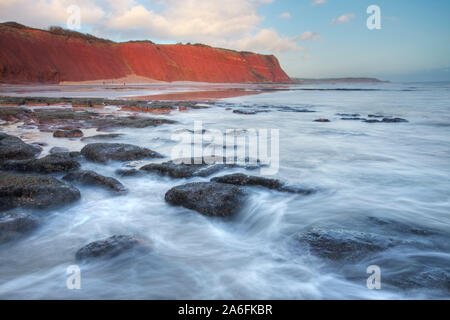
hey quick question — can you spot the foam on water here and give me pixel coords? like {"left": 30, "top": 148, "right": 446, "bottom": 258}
{"left": 0, "top": 82, "right": 449, "bottom": 299}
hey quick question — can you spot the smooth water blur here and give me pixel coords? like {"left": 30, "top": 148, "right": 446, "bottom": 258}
{"left": 0, "top": 82, "right": 449, "bottom": 299}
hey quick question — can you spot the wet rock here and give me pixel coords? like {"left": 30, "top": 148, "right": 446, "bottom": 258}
{"left": 141, "top": 160, "right": 225, "bottom": 178}
{"left": 336, "top": 113, "right": 361, "bottom": 117}
{"left": 341, "top": 117, "right": 365, "bottom": 121}
{"left": 0, "top": 153, "right": 81, "bottom": 173}
{"left": 81, "top": 143, "right": 162, "bottom": 163}
{"left": 0, "top": 133, "right": 41, "bottom": 162}
{"left": 81, "top": 133, "right": 124, "bottom": 142}
{"left": 115, "top": 168, "right": 142, "bottom": 177}
{"left": 53, "top": 129, "right": 83, "bottom": 138}
{"left": 381, "top": 117, "right": 408, "bottom": 123}
{"left": 0, "top": 212, "right": 39, "bottom": 244}
{"left": 75, "top": 235, "right": 142, "bottom": 261}
{"left": 49, "top": 147, "right": 70, "bottom": 154}
{"left": 63, "top": 170, "right": 127, "bottom": 194}
{"left": 233, "top": 109, "right": 257, "bottom": 115}
{"left": 211, "top": 173, "right": 315, "bottom": 195}
{"left": 94, "top": 116, "right": 176, "bottom": 130}
{"left": 165, "top": 182, "right": 246, "bottom": 217}
{"left": 367, "top": 216, "right": 438, "bottom": 236}
{"left": 0, "top": 172, "right": 81, "bottom": 211}
{"left": 368, "top": 114, "right": 385, "bottom": 118}
{"left": 314, "top": 118, "right": 330, "bottom": 123}
{"left": 364, "top": 117, "right": 408, "bottom": 123}
{"left": 297, "top": 228, "right": 398, "bottom": 261}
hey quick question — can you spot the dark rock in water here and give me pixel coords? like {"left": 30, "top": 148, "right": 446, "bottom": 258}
{"left": 368, "top": 114, "right": 385, "bottom": 118}
{"left": 53, "top": 129, "right": 83, "bottom": 138}
{"left": 94, "top": 116, "right": 176, "bottom": 130}
{"left": 211, "top": 173, "right": 315, "bottom": 195}
{"left": 233, "top": 109, "right": 257, "bottom": 115}
{"left": 81, "top": 133, "right": 124, "bottom": 142}
{"left": 63, "top": 170, "right": 127, "bottom": 194}
{"left": 140, "top": 157, "right": 261, "bottom": 179}
{"left": 212, "top": 173, "right": 282, "bottom": 189}
{"left": 0, "top": 172, "right": 81, "bottom": 211}
{"left": 0, "top": 212, "right": 39, "bottom": 244}
{"left": 314, "top": 118, "right": 330, "bottom": 123}
{"left": 115, "top": 168, "right": 142, "bottom": 177}
{"left": 297, "top": 228, "right": 398, "bottom": 261}
{"left": 364, "top": 117, "right": 408, "bottom": 123}
{"left": 81, "top": 143, "right": 162, "bottom": 163}
{"left": 165, "top": 182, "right": 246, "bottom": 217}
{"left": 341, "top": 117, "right": 365, "bottom": 121}
{"left": 367, "top": 216, "right": 438, "bottom": 236}
{"left": 75, "top": 235, "right": 142, "bottom": 261}
{"left": 49, "top": 147, "right": 70, "bottom": 154}
{"left": 382, "top": 117, "right": 408, "bottom": 123}
{"left": 0, "top": 153, "right": 81, "bottom": 173}
{"left": 0, "top": 133, "right": 41, "bottom": 162}
{"left": 336, "top": 113, "right": 361, "bottom": 117}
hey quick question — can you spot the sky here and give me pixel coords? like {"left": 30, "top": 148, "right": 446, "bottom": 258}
{"left": 1, "top": 0, "right": 449, "bottom": 81}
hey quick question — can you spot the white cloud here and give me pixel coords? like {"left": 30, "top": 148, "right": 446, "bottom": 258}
{"left": 332, "top": 13, "right": 355, "bottom": 24}
{"left": 278, "top": 12, "right": 291, "bottom": 19}
{"left": 298, "top": 31, "right": 322, "bottom": 41}
{"left": 311, "top": 0, "right": 327, "bottom": 6}
{"left": 232, "top": 29, "right": 304, "bottom": 53}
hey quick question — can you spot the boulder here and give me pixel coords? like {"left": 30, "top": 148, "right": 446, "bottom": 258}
{"left": 211, "top": 173, "right": 315, "bottom": 195}
{"left": 81, "top": 143, "right": 162, "bottom": 163}
{"left": 75, "top": 235, "right": 142, "bottom": 261}
{"left": 80, "top": 133, "right": 124, "bottom": 142}
{"left": 63, "top": 170, "right": 127, "bottom": 194}
{"left": 53, "top": 129, "right": 83, "bottom": 138}
{"left": 0, "top": 153, "right": 80, "bottom": 173}
{"left": 0, "top": 132, "right": 41, "bottom": 162}
{"left": 49, "top": 147, "right": 70, "bottom": 154}
{"left": 297, "top": 228, "right": 398, "bottom": 261}
{"left": 0, "top": 212, "right": 39, "bottom": 244}
{"left": 0, "top": 172, "right": 81, "bottom": 211}
{"left": 165, "top": 182, "right": 246, "bottom": 217}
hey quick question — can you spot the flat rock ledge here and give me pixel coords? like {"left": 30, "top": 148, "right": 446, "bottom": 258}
{"left": 0, "top": 172, "right": 81, "bottom": 211}
{"left": 81, "top": 143, "right": 163, "bottom": 163}
{"left": 63, "top": 170, "right": 127, "bottom": 194}
{"left": 75, "top": 235, "right": 144, "bottom": 261}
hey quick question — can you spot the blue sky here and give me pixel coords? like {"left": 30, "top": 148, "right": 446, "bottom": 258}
{"left": 1, "top": 0, "right": 449, "bottom": 80}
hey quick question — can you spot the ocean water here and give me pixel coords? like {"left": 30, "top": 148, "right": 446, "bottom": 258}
{"left": 0, "top": 81, "right": 449, "bottom": 299}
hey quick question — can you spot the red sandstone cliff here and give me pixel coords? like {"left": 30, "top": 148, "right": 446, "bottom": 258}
{"left": 0, "top": 22, "right": 292, "bottom": 84}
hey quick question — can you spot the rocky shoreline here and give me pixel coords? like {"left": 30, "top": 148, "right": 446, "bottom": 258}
{"left": 0, "top": 99, "right": 447, "bottom": 296}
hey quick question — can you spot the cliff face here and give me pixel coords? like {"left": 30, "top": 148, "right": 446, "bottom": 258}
{"left": 0, "top": 23, "right": 292, "bottom": 84}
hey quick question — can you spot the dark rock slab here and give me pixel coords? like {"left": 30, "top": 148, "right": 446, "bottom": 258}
{"left": 49, "top": 147, "right": 70, "bottom": 154}
{"left": 297, "top": 228, "right": 399, "bottom": 261}
{"left": 80, "top": 133, "right": 124, "bottom": 142}
{"left": 367, "top": 216, "right": 439, "bottom": 236}
{"left": 165, "top": 182, "right": 246, "bottom": 217}
{"left": 53, "top": 129, "right": 83, "bottom": 138}
{"left": 364, "top": 117, "right": 408, "bottom": 123}
{"left": 233, "top": 109, "right": 257, "bottom": 115}
{"left": 63, "top": 170, "right": 127, "bottom": 194}
{"left": 0, "top": 212, "right": 39, "bottom": 244}
{"left": 0, "top": 153, "right": 81, "bottom": 173}
{"left": 81, "top": 143, "right": 162, "bottom": 163}
{"left": 93, "top": 116, "right": 176, "bottom": 130}
{"left": 314, "top": 118, "right": 330, "bottom": 123}
{"left": 75, "top": 235, "right": 142, "bottom": 261}
{"left": 211, "top": 173, "right": 315, "bottom": 195}
{"left": 0, "top": 133, "right": 41, "bottom": 162}
{"left": 0, "top": 172, "right": 81, "bottom": 211}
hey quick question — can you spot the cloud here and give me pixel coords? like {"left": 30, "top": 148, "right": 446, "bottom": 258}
{"left": 278, "top": 12, "right": 291, "bottom": 19}
{"left": 233, "top": 29, "right": 304, "bottom": 53}
{"left": 298, "top": 31, "right": 322, "bottom": 41}
{"left": 0, "top": 0, "right": 300, "bottom": 54}
{"left": 332, "top": 13, "right": 355, "bottom": 24}
{"left": 311, "top": 0, "right": 327, "bottom": 6}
